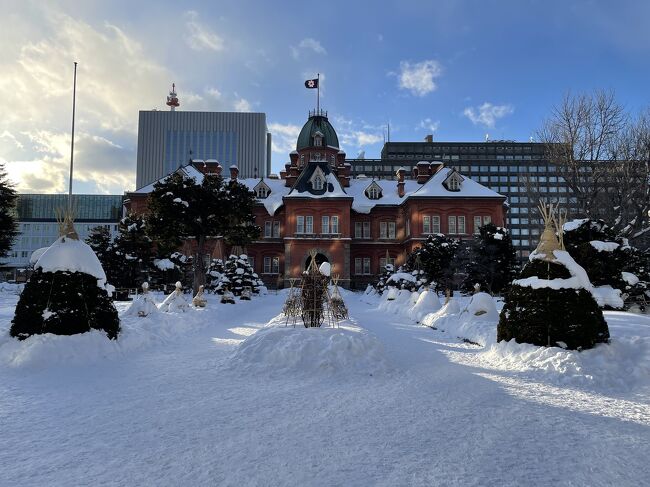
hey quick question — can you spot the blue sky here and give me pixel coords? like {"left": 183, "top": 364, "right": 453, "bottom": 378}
{"left": 2, "top": 0, "right": 649, "bottom": 193}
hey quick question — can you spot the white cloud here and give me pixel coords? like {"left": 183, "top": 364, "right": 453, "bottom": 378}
{"left": 463, "top": 102, "right": 514, "bottom": 128}
{"left": 233, "top": 97, "right": 252, "bottom": 112}
{"left": 398, "top": 60, "right": 442, "bottom": 97}
{"left": 418, "top": 118, "right": 440, "bottom": 133}
{"left": 291, "top": 38, "right": 327, "bottom": 60}
{"left": 268, "top": 123, "right": 302, "bottom": 155}
{"left": 205, "top": 87, "right": 222, "bottom": 99}
{"left": 184, "top": 11, "right": 224, "bottom": 52}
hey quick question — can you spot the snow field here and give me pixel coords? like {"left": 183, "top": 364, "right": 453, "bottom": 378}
{"left": 0, "top": 286, "right": 649, "bottom": 485}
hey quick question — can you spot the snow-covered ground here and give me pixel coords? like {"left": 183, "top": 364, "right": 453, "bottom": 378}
{"left": 0, "top": 286, "right": 649, "bottom": 486}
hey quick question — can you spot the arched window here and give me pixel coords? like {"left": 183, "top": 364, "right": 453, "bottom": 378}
{"left": 256, "top": 186, "right": 269, "bottom": 199}
{"left": 313, "top": 175, "right": 324, "bottom": 190}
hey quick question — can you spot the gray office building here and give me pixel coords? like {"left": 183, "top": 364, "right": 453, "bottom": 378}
{"left": 348, "top": 140, "right": 578, "bottom": 261}
{"left": 3, "top": 194, "right": 123, "bottom": 277}
{"left": 135, "top": 111, "right": 272, "bottom": 189}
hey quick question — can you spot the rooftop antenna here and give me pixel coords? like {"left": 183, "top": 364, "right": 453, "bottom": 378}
{"left": 166, "top": 82, "right": 180, "bottom": 111}
{"left": 387, "top": 122, "right": 391, "bottom": 142}
{"left": 68, "top": 61, "right": 78, "bottom": 214}
{"left": 485, "top": 133, "right": 489, "bottom": 142}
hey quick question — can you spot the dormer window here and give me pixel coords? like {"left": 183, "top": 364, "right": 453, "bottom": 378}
{"left": 313, "top": 130, "right": 324, "bottom": 147}
{"left": 448, "top": 177, "right": 460, "bottom": 191}
{"left": 309, "top": 166, "right": 327, "bottom": 191}
{"left": 364, "top": 181, "right": 383, "bottom": 200}
{"left": 254, "top": 181, "right": 271, "bottom": 199}
{"left": 443, "top": 170, "right": 464, "bottom": 192}
{"left": 313, "top": 175, "right": 324, "bottom": 190}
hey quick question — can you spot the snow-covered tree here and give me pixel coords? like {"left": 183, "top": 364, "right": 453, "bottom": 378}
{"left": 146, "top": 172, "right": 260, "bottom": 294}
{"left": 86, "top": 225, "right": 119, "bottom": 284}
{"left": 0, "top": 163, "right": 18, "bottom": 259}
{"left": 406, "top": 234, "right": 459, "bottom": 292}
{"left": 373, "top": 263, "right": 395, "bottom": 294}
{"left": 562, "top": 218, "right": 649, "bottom": 309}
{"left": 215, "top": 254, "right": 263, "bottom": 296}
{"left": 462, "top": 224, "right": 517, "bottom": 295}
{"left": 111, "top": 214, "right": 153, "bottom": 288}
{"left": 11, "top": 221, "right": 120, "bottom": 340}
{"left": 498, "top": 205, "right": 609, "bottom": 350}
{"left": 205, "top": 258, "right": 225, "bottom": 292}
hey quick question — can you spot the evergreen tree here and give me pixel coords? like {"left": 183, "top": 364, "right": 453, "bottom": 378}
{"left": 406, "top": 234, "right": 459, "bottom": 292}
{"left": 11, "top": 225, "right": 119, "bottom": 340}
{"left": 112, "top": 214, "right": 153, "bottom": 288}
{"left": 498, "top": 206, "right": 609, "bottom": 350}
{"left": 373, "top": 263, "right": 395, "bottom": 294}
{"left": 146, "top": 172, "right": 260, "bottom": 293}
{"left": 215, "top": 254, "right": 263, "bottom": 296}
{"left": 86, "top": 226, "right": 119, "bottom": 284}
{"left": 563, "top": 219, "right": 627, "bottom": 290}
{"left": 205, "top": 258, "right": 225, "bottom": 292}
{"left": 0, "top": 163, "right": 18, "bottom": 259}
{"left": 462, "top": 223, "right": 517, "bottom": 295}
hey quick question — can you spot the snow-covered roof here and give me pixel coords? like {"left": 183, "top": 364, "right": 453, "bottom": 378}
{"left": 134, "top": 164, "right": 205, "bottom": 194}
{"left": 134, "top": 163, "right": 503, "bottom": 217}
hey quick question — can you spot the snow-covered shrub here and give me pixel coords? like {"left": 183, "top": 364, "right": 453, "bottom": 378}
{"left": 11, "top": 231, "right": 120, "bottom": 340}
{"left": 406, "top": 234, "right": 459, "bottom": 292}
{"left": 124, "top": 282, "right": 159, "bottom": 317}
{"left": 215, "top": 254, "right": 263, "bottom": 296}
{"left": 408, "top": 289, "right": 442, "bottom": 322}
{"left": 497, "top": 250, "right": 609, "bottom": 350}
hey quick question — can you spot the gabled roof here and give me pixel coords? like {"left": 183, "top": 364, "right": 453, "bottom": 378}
{"left": 253, "top": 179, "right": 272, "bottom": 197}
{"left": 364, "top": 180, "right": 383, "bottom": 199}
{"left": 133, "top": 164, "right": 205, "bottom": 193}
{"left": 285, "top": 162, "right": 350, "bottom": 199}
{"left": 410, "top": 168, "right": 502, "bottom": 199}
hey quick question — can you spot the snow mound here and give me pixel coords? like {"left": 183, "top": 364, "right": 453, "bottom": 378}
{"left": 477, "top": 334, "right": 650, "bottom": 393}
{"left": 230, "top": 325, "right": 390, "bottom": 377}
{"left": 463, "top": 292, "right": 499, "bottom": 322}
{"left": 319, "top": 262, "right": 331, "bottom": 276}
{"left": 35, "top": 236, "right": 108, "bottom": 288}
{"left": 29, "top": 247, "right": 49, "bottom": 266}
{"left": 408, "top": 290, "right": 442, "bottom": 322}
{"left": 421, "top": 299, "right": 461, "bottom": 329}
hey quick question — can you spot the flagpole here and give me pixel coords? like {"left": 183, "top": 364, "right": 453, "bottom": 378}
{"left": 317, "top": 73, "right": 320, "bottom": 114}
{"left": 68, "top": 61, "right": 78, "bottom": 214}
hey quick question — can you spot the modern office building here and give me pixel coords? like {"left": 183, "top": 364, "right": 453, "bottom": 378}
{"left": 136, "top": 110, "right": 272, "bottom": 189}
{"left": 347, "top": 139, "right": 577, "bottom": 260}
{"left": 3, "top": 194, "right": 123, "bottom": 277}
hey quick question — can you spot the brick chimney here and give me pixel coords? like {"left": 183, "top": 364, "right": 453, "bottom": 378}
{"left": 229, "top": 165, "right": 239, "bottom": 180}
{"left": 396, "top": 167, "right": 406, "bottom": 197}
{"left": 416, "top": 161, "right": 430, "bottom": 184}
{"left": 424, "top": 134, "right": 433, "bottom": 143}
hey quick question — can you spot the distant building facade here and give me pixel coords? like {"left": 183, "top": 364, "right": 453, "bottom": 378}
{"left": 136, "top": 110, "right": 272, "bottom": 189}
{"left": 348, "top": 140, "right": 577, "bottom": 260}
{"left": 127, "top": 111, "right": 507, "bottom": 289}
{"left": 3, "top": 194, "right": 123, "bottom": 277}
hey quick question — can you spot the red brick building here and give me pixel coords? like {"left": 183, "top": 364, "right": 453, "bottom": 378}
{"left": 126, "top": 110, "right": 506, "bottom": 288}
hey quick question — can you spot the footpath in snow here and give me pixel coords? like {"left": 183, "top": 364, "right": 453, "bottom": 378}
{"left": 0, "top": 286, "right": 649, "bottom": 486}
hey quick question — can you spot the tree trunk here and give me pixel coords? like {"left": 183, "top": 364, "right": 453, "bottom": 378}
{"left": 193, "top": 235, "right": 207, "bottom": 295}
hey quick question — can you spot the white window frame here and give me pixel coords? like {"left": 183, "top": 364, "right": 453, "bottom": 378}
{"left": 448, "top": 216, "right": 457, "bottom": 234}
{"left": 432, "top": 216, "right": 440, "bottom": 234}
{"left": 296, "top": 216, "right": 304, "bottom": 234}
{"left": 322, "top": 216, "right": 330, "bottom": 234}
{"left": 474, "top": 216, "right": 482, "bottom": 234}
{"left": 423, "top": 215, "right": 431, "bottom": 234}
{"left": 458, "top": 216, "right": 466, "bottom": 234}
{"left": 363, "top": 257, "right": 371, "bottom": 275}
{"left": 355, "top": 222, "right": 362, "bottom": 239}
{"left": 388, "top": 221, "right": 396, "bottom": 239}
{"left": 363, "top": 221, "right": 370, "bottom": 238}
{"left": 313, "top": 176, "right": 324, "bottom": 190}
{"left": 273, "top": 221, "right": 280, "bottom": 238}
{"left": 263, "top": 256, "right": 271, "bottom": 273}
{"left": 483, "top": 215, "right": 492, "bottom": 225}
{"left": 354, "top": 258, "right": 362, "bottom": 275}
{"left": 305, "top": 216, "right": 313, "bottom": 234}
{"left": 331, "top": 216, "right": 339, "bottom": 234}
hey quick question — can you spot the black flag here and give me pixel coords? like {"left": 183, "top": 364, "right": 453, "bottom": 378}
{"left": 304, "top": 79, "right": 319, "bottom": 89}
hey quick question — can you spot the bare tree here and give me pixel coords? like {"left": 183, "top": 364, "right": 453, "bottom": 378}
{"left": 538, "top": 90, "right": 626, "bottom": 217}
{"left": 604, "top": 109, "right": 650, "bottom": 242}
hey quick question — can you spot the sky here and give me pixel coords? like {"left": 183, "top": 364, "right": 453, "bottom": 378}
{"left": 2, "top": 0, "right": 650, "bottom": 194}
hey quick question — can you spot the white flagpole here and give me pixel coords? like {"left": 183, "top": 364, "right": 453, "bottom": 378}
{"left": 68, "top": 61, "right": 78, "bottom": 213}
{"left": 317, "top": 73, "right": 320, "bottom": 113}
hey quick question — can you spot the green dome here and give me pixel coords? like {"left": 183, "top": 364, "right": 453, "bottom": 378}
{"left": 296, "top": 112, "right": 339, "bottom": 150}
